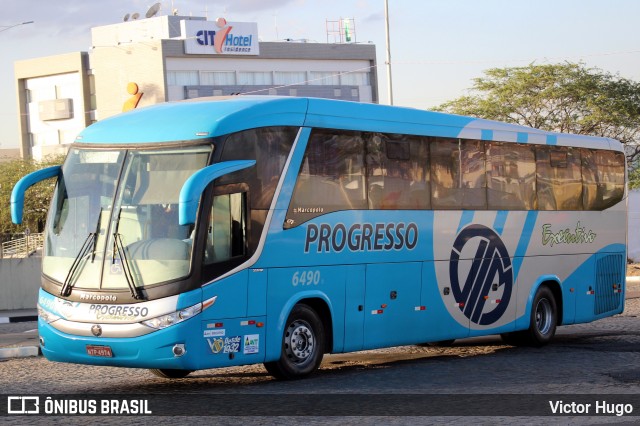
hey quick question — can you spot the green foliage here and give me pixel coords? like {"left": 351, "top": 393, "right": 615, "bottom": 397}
{"left": 435, "top": 62, "right": 640, "bottom": 186}
{"left": 0, "top": 155, "right": 65, "bottom": 235}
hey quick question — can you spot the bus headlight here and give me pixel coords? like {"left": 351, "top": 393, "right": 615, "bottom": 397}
{"left": 37, "top": 305, "right": 61, "bottom": 324}
{"left": 141, "top": 303, "right": 202, "bottom": 330}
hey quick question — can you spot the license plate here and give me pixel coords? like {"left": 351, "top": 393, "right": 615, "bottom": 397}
{"left": 86, "top": 345, "right": 113, "bottom": 357}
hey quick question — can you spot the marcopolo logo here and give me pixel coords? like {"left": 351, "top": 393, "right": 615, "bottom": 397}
{"left": 449, "top": 224, "right": 513, "bottom": 326}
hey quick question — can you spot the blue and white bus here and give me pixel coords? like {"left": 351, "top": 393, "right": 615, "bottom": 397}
{"left": 12, "top": 97, "right": 627, "bottom": 379}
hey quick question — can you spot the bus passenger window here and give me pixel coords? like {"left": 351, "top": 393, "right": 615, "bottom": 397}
{"left": 486, "top": 142, "right": 536, "bottom": 210}
{"left": 582, "top": 149, "right": 625, "bottom": 210}
{"left": 366, "top": 134, "right": 430, "bottom": 210}
{"left": 431, "top": 138, "right": 486, "bottom": 210}
{"left": 286, "top": 130, "right": 366, "bottom": 226}
{"left": 536, "top": 146, "right": 582, "bottom": 210}
{"left": 204, "top": 192, "right": 247, "bottom": 265}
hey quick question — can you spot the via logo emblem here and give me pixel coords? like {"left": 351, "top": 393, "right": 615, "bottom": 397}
{"left": 449, "top": 224, "right": 513, "bottom": 325}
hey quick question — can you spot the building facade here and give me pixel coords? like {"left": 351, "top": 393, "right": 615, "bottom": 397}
{"left": 15, "top": 15, "right": 378, "bottom": 160}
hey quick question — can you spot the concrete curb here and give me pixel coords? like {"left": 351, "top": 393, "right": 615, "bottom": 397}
{"left": 0, "top": 346, "right": 40, "bottom": 360}
{"left": 0, "top": 315, "right": 38, "bottom": 324}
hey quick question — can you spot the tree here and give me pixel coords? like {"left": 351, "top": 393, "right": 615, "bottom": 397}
{"left": 0, "top": 155, "right": 65, "bottom": 236}
{"left": 435, "top": 63, "right": 640, "bottom": 184}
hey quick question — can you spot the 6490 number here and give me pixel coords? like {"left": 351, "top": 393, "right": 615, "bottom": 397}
{"left": 292, "top": 270, "right": 321, "bottom": 287}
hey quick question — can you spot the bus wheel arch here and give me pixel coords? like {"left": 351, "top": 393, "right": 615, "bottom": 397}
{"left": 502, "top": 281, "right": 560, "bottom": 347}
{"left": 264, "top": 302, "right": 327, "bottom": 380}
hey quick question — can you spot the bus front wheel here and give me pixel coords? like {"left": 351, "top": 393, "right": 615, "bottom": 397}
{"left": 501, "top": 285, "right": 557, "bottom": 347}
{"left": 264, "top": 304, "right": 325, "bottom": 380}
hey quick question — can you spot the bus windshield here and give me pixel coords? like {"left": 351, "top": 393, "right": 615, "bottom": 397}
{"left": 44, "top": 145, "right": 212, "bottom": 292}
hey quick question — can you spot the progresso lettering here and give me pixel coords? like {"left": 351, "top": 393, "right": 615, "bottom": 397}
{"left": 89, "top": 304, "right": 149, "bottom": 320}
{"left": 304, "top": 222, "right": 418, "bottom": 253}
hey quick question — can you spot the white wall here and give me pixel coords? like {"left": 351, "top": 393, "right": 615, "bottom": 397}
{"left": 25, "top": 72, "right": 85, "bottom": 161}
{"left": 0, "top": 256, "right": 41, "bottom": 310}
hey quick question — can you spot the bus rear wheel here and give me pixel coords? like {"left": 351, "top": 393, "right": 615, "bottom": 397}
{"left": 149, "top": 368, "right": 193, "bottom": 379}
{"left": 264, "top": 304, "right": 325, "bottom": 380}
{"left": 501, "top": 285, "right": 557, "bottom": 347}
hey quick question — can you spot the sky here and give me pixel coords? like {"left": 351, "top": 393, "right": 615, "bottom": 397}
{"left": 1, "top": 0, "right": 639, "bottom": 149}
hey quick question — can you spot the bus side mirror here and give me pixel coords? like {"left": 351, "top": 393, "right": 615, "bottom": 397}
{"left": 178, "top": 160, "right": 255, "bottom": 226}
{"left": 11, "top": 165, "right": 62, "bottom": 224}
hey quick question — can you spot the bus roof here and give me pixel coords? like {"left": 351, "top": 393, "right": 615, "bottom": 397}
{"left": 76, "top": 96, "right": 622, "bottom": 151}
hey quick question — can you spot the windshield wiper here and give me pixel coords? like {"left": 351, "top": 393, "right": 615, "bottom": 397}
{"left": 112, "top": 208, "right": 143, "bottom": 300}
{"left": 60, "top": 232, "right": 95, "bottom": 297}
{"left": 60, "top": 208, "right": 103, "bottom": 297}
{"left": 113, "top": 232, "right": 143, "bottom": 300}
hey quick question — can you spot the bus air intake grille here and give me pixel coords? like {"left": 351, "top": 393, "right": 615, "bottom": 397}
{"left": 594, "top": 254, "right": 624, "bottom": 315}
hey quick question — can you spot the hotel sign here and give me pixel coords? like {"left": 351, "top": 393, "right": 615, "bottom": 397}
{"left": 181, "top": 19, "right": 259, "bottom": 55}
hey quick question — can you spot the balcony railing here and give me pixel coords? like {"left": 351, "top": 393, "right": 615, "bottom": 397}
{"left": 1, "top": 233, "right": 44, "bottom": 258}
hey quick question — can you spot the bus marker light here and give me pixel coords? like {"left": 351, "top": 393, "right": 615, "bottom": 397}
{"left": 256, "top": 322, "right": 264, "bottom": 328}
{"left": 241, "top": 320, "right": 257, "bottom": 326}
{"left": 371, "top": 310, "right": 384, "bottom": 315}
{"left": 484, "top": 296, "right": 489, "bottom": 300}
{"left": 414, "top": 306, "right": 426, "bottom": 311}
{"left": 381, "top": 304, "right": 388, "bottom": 309}
{"left": 215, "top": 322, "right": 224, "bottom": 328}
{"left": 203, "top": 296, "right": 217, "bottom": 310}
{"left": 458, "top": 303, "right": 465, "bottom": 308}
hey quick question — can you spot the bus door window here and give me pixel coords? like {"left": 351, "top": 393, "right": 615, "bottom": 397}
{"left": 204, "top": 191, "right": 248, "bottom": 265}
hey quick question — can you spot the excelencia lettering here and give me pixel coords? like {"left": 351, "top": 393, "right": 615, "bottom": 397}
{"left": 542, "top": 221, "right": 597, "bottom": 247}
{"left": 305, "top": 222, "right": 418, "bottom": 253}
{"left": 549, "top": 400, "right": 633, "bottom": 416}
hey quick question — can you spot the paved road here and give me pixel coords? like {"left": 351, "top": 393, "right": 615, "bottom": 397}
{"left": 1, "top": 298, "right": 639, "bottom": 424}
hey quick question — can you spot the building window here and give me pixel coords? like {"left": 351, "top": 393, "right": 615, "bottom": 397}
{"left": 238, "top": 72, "right": 273, "bottom": 85}
{"left": 274, "top": 72, "right": 306, "bottom": 85}
{"left": 200, "top": 71, "right": 236, "bottom": 85}
{"left": 341, "top": 72, "right": 370, "bottom": 86}
{"left": 167, "top": 71, "right": 199, "bottom": 86}
{"left": 309, "top": 71, "right": 340, "bottom": 85}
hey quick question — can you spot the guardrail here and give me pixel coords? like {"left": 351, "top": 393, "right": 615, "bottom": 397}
{"left": 1, "top": 233, "right": 44, "bottom": 258}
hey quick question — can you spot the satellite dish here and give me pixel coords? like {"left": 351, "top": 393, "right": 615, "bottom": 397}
{"left": 131, "top": 12, "right": 140, "bottom": 20}
{"left": 146, "top": 2, "right": 161, "bottom": 18}
{"left": 123, "top": 13, "right": 130, "bottom": 22}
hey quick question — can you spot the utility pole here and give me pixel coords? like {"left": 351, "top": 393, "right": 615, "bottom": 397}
{"left": 384, "top": 0, "right": 393, "bottom": 105}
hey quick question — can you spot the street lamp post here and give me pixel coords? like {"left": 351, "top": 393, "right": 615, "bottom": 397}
{"left": 0, "top": 21, "right": 34, "bottom": 33}
{"left": 384, "top": 0, "right": 393, "bottom": 106}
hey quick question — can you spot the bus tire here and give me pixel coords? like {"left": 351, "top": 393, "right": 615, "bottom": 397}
{"left": 264, "top": 304, "right": 325, "bottom": 380}
{"left": 149, "top": 368, "right": 193, "bottom": 379}
{"left": 502, "top": 286, "right": 557, "bottom": 347}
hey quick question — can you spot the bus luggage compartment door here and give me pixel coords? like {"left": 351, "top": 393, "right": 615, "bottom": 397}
{"left": 363, "top": 262, "right": 423, "bottom": 349}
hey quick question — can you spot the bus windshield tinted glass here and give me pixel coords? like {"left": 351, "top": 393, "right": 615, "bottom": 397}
{"left": 43, "top": 146, "right": 211, "bottom": 291}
